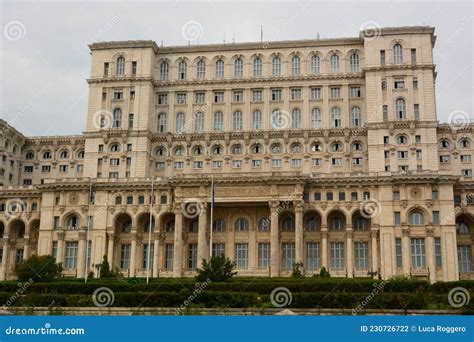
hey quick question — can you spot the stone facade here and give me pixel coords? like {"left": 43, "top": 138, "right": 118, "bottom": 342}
{"left": 0, "top": 26, "right": 473, "bottom": 282}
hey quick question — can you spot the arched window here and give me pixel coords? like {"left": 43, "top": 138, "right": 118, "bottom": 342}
{"left": 311, "top": 108, "right": 322, "bottom": 128}
{"left": 272, "top": 56, "right": 281, "bottom": 76}
{"left": 193, "top": 146, "right": 203, "bottom": 155}
{"left": 281, "top": 218, "right": 295, "bottom": 231}
{"left": 291, "top": 108, "right": 301, "bottom": 128}
{"left": 194, "top": 112, "right": 204, "bottom": 132}
{"left": 271, "top": 144, "right": 281, "bottom": 153}
{"left": 252, "top": 110, "right": 263, "bottom": 129}
{"left": 160, "top": 61, "right": 169, "bottom": 80}
{"left": 234, "top": 58, "right": 243, "bottom": 78}
{"left": 409, "top": 211, "right": 424, "bottom": 225}
{"left": 351, "top": 106, "right": 362, "bottom": 127}
{"left": 331, "top": 107, "right": 341, "bottom": 128}
{"left": 439, "top": 139, "right": 450, "bottom": 149}
{"left": 213, "top": 219, "right": 226, "bottom": 232}
{"left": 258, "top": 218, "right": 270, "bottom": 232}
{"left": 77, "top": 151, "right": 85, "bottom": 159}
{"left": 233, "top": 111, "right": 243, "bottom": 130}
{"left": 396, "top": 135, "right": 408, "bottom": 145}
{"left": 253, "top": 57, "right": 262, "bottom": 77}
{"left": 291, "top": 144, "right": 302, "bottom": 153}
{"left": 43, "top": 151, "right": 52, "bottom": 159}
{"left": 212, "top": 145, "right": 223, "bottom": 155}
{"left": 251, "top": 144, "right": 262, "bottom": 154}
{"left": 330, "top": 54, "right": 340, "bottom": 73}
{"left": 112, "top": 108, "right": 122, "bottom": 128}
{"left": 116, "top": 57, "right": 125, "bottom": 75}
{"left": 354, "top": 216, "right": 369, "bottom": 230}
{"left": 311, "top": 55, "right": 320, "bottom": 74}
{"left": 174, "top": 147, "right": 183, "bottom": 156}
{"left": 215, "top": 59, "right": 224, "bottom": 78}
{"left": 232, "top": 145, "right": 242, "bottom": 154}
{"left": 459, "top": 139, "right": 470, "bottom": 149}
{"left": 156, "top": 146, "right": 166, "bottom": 156}
{"left": 234, "top": 218, "right": 249, "bottom": 232}
{"left": 395, "top": 98, "right": 406, "bottom": 119}
{"left": 189, "top": 220, "right": 199, "bottom": 233}
{"left": 175, "top": 112, "right": 185, "bottom": 133}
{"left": 196, "top": 60, "right": 206, "bottom": 79}
{"left": 60, "top": 150, "right": 69, "bottom": 159}
{"left": 393, "top": 44, "right": 403, "bottom": 64}
{"left": 457, "top": 221, "right": 470, "bottom": 234}
{"left": 331, "top": 142, "right": 342, "bottom": 152}
{"left": 157, "top": 112, "right": 167, "bottom": 132}
{"left": 352, "top": 142, "right": 363, "bottom": 151}
{"left": 165, "top": 220, "right": 175, "bottom": 232}
{"left": 330, "top": 217, "right": 344, "bottom": 230}
{"left": 350, "top": 53, "right": 360, "bottom": 73}
{"left": 178, "top": 61, "right": 187, "bottom": 80}
{"left": 213, "top": 111, "right": 224, "bottom": 131}
{"left": 25, "top": 151, "right": 35, "bottom": 160}
{"left": 305, "top": 216, "right": 320, "bottom": 231}
{"left": 311, "top": 143, "right": 322, "bottom": 152}
{"left": 110, "top": 143, "right": 120, "bottom": 152}
{"left": 291, "top": 55, "right": 300, "bottom": 75}
{"left": 66, "top": 215, "right": 79, "bottom": 229}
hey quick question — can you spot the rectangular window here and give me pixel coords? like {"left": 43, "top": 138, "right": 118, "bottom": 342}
{"left": 435, "top": 238, "right": 442, "bottom": 268}
{"left": 212, "top": 160, "right": 222, "bottom": 169}
{"left": 252, "top": 90, "right": 263, "bottom": 102}
{"left": 397, "top": 151, "right": 408, "bottom": 159}
{"left": 271, "top": 89, "right": 282, "bottom": 101}
{"left": 352, "top": 157, "right": 363, "bottom": 165}
{"left": 165, "top": 244, "right": 174, "bottom": 270}
{"left": 411, "top": 238, "right": 426, "bottom": 268}
{"left": 232, "top": 160, "right": 242, "bottom": 168}
{"left": 104, "top": 62, "right": 109, "bottom": 77}
{"left": 113, "top": 90, "right": 123, "bottom": 100}
{"left": 128, "top": 114, "right": 134, "bottom": 128}
{"left": 233, "top": 90, "right": 244, "bottom": 102}
{"left": 394, "top": 212, "right": 401, "bottom": 225}
{"left": 384, "top": 150, "right": 390, "bottom": 159}
{"left": 457, "top": 245, "right": 472, "bottom": 272}
{"left": 193, "top": 161, "right": 203, "bottom": 169}
{"left": 291, "top": 159, "right": 302, "bottom": 167}
{"left": 290, "top": 88, "right": 301, "bottom": 100}
{"left": 350, "top": 86, "right": 361, "bottom": 98}
{"left": 330, "top": 242, "right": 344, "bottom": 269}
{"left": 235, "top": 243, "right": 248, "bottom": 269}
{"left": 332, "top": 158, "right": 342, "bottom": 166}
{"left": 157, "top": 94, "right": 168, "bottom": 105}
{"left": 380, "top": 50, "right": 386, "bottom": 65}
{"left": 338, "top": 192, "right": 345, "bottom": 201}
{"left": 383, "top": 136, "right": 389, "bottom": 144}
{"left": 410, "top": 49, "right": 417, "bottom": 64}
{"left": 130, "top": 91, "right": 135, "bottom": 100}
{"left": 354, "top": 242, "right": 369, "bottom": 270}
{"left": 258, "top": 243, "right": 271, "bottom": 269}
{"left": 65, "top": 241, "right": 78, "bottom": 269}
{"left": 59, "top": 165, "right": 68, "bottom": 173}
{"left": 281, "top": 243, "right": 295, "bottom": 270}
{"left": 311, "top": 158, "right": 322, "bottom": 166}
{"left": 188, "top": 244, "right": 198, "bottom": 270}
{"left": 414, "top": 104, "right": 420, "bottom": 120}
{"left": 174, "top": 162, "right": 184, "bottom": 170}
{"left": 393, "top": 191, "right": 400, "bottom": 200}
{"left": 314, "top": 192, "right": 321, "bottom": 201}
{"left": 326, "top": 192, "right": 333, "bottom": 201}
{"left": 120, "top": 244, "right": 131, "bottom": 270}
{"left": 395, "top": 238, "right": 402, "bottom": 268}
{"left": 416, "top": 149, "right": 422, "bottom": 159}
{"left": 433, "top": 211, "right": 440, "bottom": 224}
{"left": 413, "top": 78, "right": 418, "bottom": 90}
{"left": 195, "top": 92, "right": 205, "bottom": 104}
{"left": 440, "top": 155, "right": 451, "bottom": 164}
{"left": 142, "top": 243, "right": 154, "bottom": 269}
{"left": 110, "top": 158, "right": 120, "bottom": 166}
{"left": 155, "top": 162, "right": 165, "bottom": 170}
{"left": 51, "top": 241, "right": 58, "bottom": 261}
{"left": 212, "top": 243, "right": 225, "bottom": 257}
{"left": 213, "top": 91, "right": 224, "bottom": 103}
{"left": 131, "top": 61, "right": 137, "bottom": 75}
{"left": 351, "top": 192, "right": 358, "bottom": 201}
{"left": 176, "top": 93, "right": 187, "bottom": 104}
{"left": 330, "top": 87, "right": 341, "bottom": 99}
{"left": 310, "top": 87, "right": 321, "bottom": 100}
{"left": 462, "top": 169, "right": 472, "bottom": 177}
{"left": 461, "top": 155, "right": 472, "bottom": 163}
{"left": 272, "top": 159, "right": 282, "bottom": 167}
{"left": 394, "top": 79, "right": 405, "bottom": 89}
{"left": 306, "top": 243, "right": 320, "bottom": 270}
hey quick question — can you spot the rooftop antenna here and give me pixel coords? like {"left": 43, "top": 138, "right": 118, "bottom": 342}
{"left": 223, "top": 33, "right": 225, "bottom": 44}
{"left": 232, "top": 35, "right": 235, "bottom": 44}
{"left": 260, "top": 25, "right": 263, "bottom": 43}
{"left": 317, "top": 33, "right": 320, "bottom": 39}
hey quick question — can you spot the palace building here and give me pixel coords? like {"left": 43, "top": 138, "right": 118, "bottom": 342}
{"left": 0, "top": 26, "right": 473, "bottom": 282}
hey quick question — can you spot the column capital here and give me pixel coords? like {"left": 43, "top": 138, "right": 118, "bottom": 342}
{"left": 370, "top": 230, "right": 379, "bottom": 239}
{"left": 269, "top": 200, "right": 280, "bottom": 212}
{"left": 78, "top": 231, "right": 87, "bottom": 240}
{"left": 425, "top": 226, "right": 434, "bottom": 237}
{"left": 107, "top": 232, "right": 115, "bottom": 240}
{"left": 57, "top": 231, "right": 65, "bottom": 240}
{"left": 402, "top": 227, "right": 410, "bottom": 237}
{"left": 345, "top": 230, "right": 353, "bottom": 239}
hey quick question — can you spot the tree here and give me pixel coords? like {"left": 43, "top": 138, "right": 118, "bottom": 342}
{"left": 319, "top": 266, "right": 331, "bottom": 277}
{"left": 96, "top": 255, "right": 115, "bottom": 278}
{"left": 291, "top": 262, "right": 304, "bottom": 278}
{"left": 15, "top": 255, "right": 62, "bottom": 282}
{"left": 195, "top": 255, "right": 237, "bottom": 282}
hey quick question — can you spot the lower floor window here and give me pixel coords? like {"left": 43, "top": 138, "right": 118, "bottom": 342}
{"left": 306, "top": 243, "right": 320, "bottom": 270}
{"left": 330, "top": 242, "right": 344, "bottom": 269}
{"left": 142, "top": 243, "right": 154, "bottom": 269}
{"left": 65, "top": 241, "right": 78, "bottom": 269}
{"left": 235, "top": 243, "right": 248, "bottom": 269}
{"left": 354, "top": 242, "right": 369, "bottom": 269}
{"left": 212, "top": 243, "right": 225, "bottom": 257}
{"left": 188, "top": 243, "right": 198, "bottom": 270}
{"left": 258, "top": 243, "right": 270, "bottom": 268}
{"left": 15, "top": 248, "right": 24, "bottom": 264}
{"left": 458, "top": 245, "right": 472, "bottom": 272}
{"left": 281, "top": 243, "right": 295, "bottom": 270}
{"left": 120, "top": 243, "right": 131, "bottom": 270}
{"left": 411, "top": 238, "right": 426, "bottom": 268}
{"left": 165, "top": 244, "right": 174, "bottom": 270}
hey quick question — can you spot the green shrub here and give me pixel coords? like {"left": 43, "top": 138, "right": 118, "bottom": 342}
{"left": 15, "top": 255, "right": 62, "bottom": 282}
{"left": 195, "top": 256, "right": 237, "bottom": 282}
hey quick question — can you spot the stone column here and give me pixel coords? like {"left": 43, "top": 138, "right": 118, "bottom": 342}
{"left": 426, "top": 227, "right": 436, "bottom": 283}
{"left": 173, "top": 206, "right": 183, "bottom": 277}
{"left": 402, "top": 227, "right": 411, "bottom": 276}
{"left": 321, "top": 229, "right": 328, "bottom": 269}
{"left": 130, "top": 233, "right": 137, "bottom": 277}
{"left": 77, "top": 231, "right": 87, "bottom": 278}
{"left": 371, "top": 230, "right": 379, "bottom": 277}
{"left": 23, "top": 236, "right": 31, "bottom": 260}
{"left": 346, "top": 229, "right": 353, "bottom": 277}
{"left": 197, "top": 204, "right": 208, "bottom": 268}
{"left": 269, "top": 201, "right": 280, "bottom": 277}
{"left": 153, "top": 236, "right": 159, "bottom": 277}
{"left": 57, "top": 231, "right": 65, "bottom": 264}
{"left": 0, "top": 237, "right": 10, "bottom": 281}
{"left": 106, "top": 232, "right": 115, "bottom": 268}
{"left": 294, "top": 201, "right": 304, "bottom": 265}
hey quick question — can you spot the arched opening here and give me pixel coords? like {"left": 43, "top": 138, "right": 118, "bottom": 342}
{"left": 456, "top": 215, "right": 473, "bottom": 274}
{"left": 279, "top": 212, "right": 295, "bottom": 232}
{"left": 115, "top": 213, "right": 132, "bottom": 234}
{"left": 352, "top": 212, "right": 370, "bottom": 231}
{"left": 9, "top": 219, "right": 25, "bottom": 239}
{"left": 304, "top": 211, "right": 321, "bottom": 232}
{"left": 327, "top": 210, "right": 346, "bottom": 231}
{"left": 137, "top": 213, "right": 155, "bottom": 233}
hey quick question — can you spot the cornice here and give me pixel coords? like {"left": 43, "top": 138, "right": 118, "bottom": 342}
{"left": 87, "top": 76, "right": 154, "bottom": 85}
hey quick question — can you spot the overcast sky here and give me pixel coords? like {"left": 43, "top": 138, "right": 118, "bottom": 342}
{"left": 1, "top": 0, "right": 473, "bottom": 136}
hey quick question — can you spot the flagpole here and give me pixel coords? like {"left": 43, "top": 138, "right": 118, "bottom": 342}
{"left": 84, "top": 177, "right": 93, "bottom": 283}
{"left": 209, "top": 175, "right": 214, "bottom": 260}
{"left": 146, "top": 177, "right": 154, "bottom": 284}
